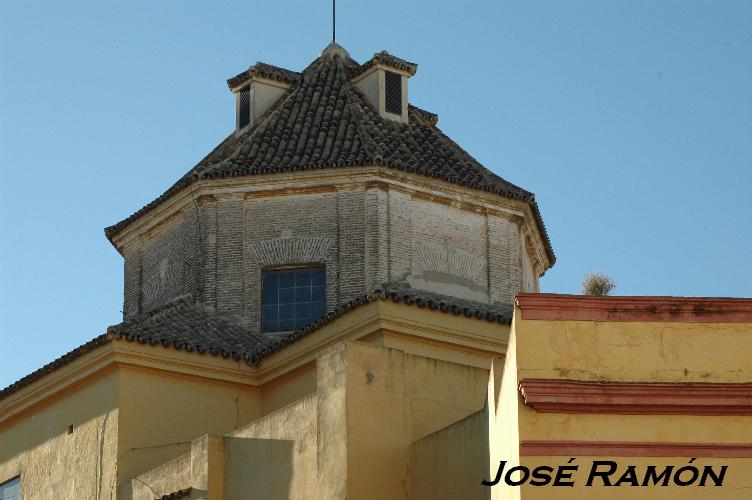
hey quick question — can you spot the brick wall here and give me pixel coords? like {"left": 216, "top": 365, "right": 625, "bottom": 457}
{"left": 120, "top": 174, "right": 538, "bottom": 327}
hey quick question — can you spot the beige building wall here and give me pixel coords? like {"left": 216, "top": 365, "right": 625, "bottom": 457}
{"left": 408, "top": 409, "right": 490, "bottom": 500}
{"left": 116, "top": 366, "right": 264, "bottom": 498}
{"left": 0, "top": 372, "right": 119, "bottom": 500}
{"left": 125, "top": 339, "right": 497, "bottom": 500}
{"left": 224, "top": 394, "right": 317, "bottom": 500}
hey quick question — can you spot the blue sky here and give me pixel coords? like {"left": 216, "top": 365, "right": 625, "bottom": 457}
{"left": 1, "top": 1, "right": 750, "bottom": 388}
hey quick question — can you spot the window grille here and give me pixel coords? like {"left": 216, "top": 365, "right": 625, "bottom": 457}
{"left": 261, "top": 267, "right": 326, "bottom": 332}
{"left": 384, "top": 71, "right": 402, "bottom": 115}
{"left": 238, "top": 85, "right": 252, "bottom": 130}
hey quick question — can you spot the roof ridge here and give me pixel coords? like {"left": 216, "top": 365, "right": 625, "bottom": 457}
{"left": 338, "top": 59, "right": 381, "bottom": 164}
{"left": 107, "top": 294, "right": 196, "bottom": 333}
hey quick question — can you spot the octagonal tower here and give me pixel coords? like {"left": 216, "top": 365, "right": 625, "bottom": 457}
{"left": 105, "top": 43, "right": 554, "bottom": 340}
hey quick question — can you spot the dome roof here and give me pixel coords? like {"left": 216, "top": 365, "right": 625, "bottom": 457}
{"left": 105, "top": 46, "right": 554, "bottom": 265}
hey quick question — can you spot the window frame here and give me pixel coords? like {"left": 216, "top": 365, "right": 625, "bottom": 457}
{"left": 260, "top": 265, "right": 326, "bottom": 333}
{"left": 236, "top": 84, "right": 253, "bottom": 132}
{"left": 0, "top": 475, "right": 20, "bottom": 500}
{"left": 383, "top": 70, "right": 403, "bottom": 116}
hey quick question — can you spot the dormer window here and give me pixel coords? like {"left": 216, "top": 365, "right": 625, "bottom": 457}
{"left": 232, "top": 77, "right": 292, "bottom": 134}
{"left": 351, "top": 53, "right": 415, "bottom": 124}
{"left": 237, "top": 85, "right": 253, "bottom": 131}
{"left": 384, "top": 71, "right": 402, "bottom": 115}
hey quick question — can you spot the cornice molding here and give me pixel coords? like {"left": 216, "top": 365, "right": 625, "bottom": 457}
{"left": 0, "top": 340, "right": 256, "bottom": 429}
{"left": 110, "top": 167, "right": 540, "bottom": 256}
{"left": 254, "top": 299, "right": 508, "bottom": 382}
{"left": 516, "top": 293, "right": 752, "bottom": 323}
{"left": 520, "top": 440, "right": 752, "bottom": 458}
{"left": 519, "top": 378, "right": 752, "bottom": 415}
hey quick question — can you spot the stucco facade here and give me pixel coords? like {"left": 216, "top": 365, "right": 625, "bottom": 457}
{"left": 3, "top": 295, "right": 752, "bottom": 499}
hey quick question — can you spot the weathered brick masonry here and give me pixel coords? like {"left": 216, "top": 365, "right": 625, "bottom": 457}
{"left": 111, "top": 43, "right": 553, "bottom": 334}
{"left": 119, "top": 170, "right": 542, "bottom": 333}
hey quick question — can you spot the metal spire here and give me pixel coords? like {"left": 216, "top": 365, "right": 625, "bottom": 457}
{"left": 332, "top": 0, "right": 336, "bottom": 43}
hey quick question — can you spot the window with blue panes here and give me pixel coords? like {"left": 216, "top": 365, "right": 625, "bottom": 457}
{"left": 0, "top": 476, "right": 19, "bottom": 500}
{"left": 261, "top": 267, "right": 326, "bottom": 331}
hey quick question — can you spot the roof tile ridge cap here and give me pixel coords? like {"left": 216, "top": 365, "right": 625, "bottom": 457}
{"left": 426, "top": 122, "right": 530, "bottom": 197}
{"left": 252, "top": 291, "right": 381, "bottom": 364}
{"left": 340, "top": 68, "right": 382, "bottom": 163}
{"left": 527, "top": 198, "right": 555, "bottom": 264}
{"left": 407, "top": 104, "right": 438, "bottom": 126}
{"left": 254, "top": 60, "right": 301, "bottom": 77}
{"left": 104, "top": 128, "right": 238, "bottom": 241}
{"left": 227, "top": 61, "right": 300, "bottom": 88}
{"left": 300, "top": 54, "right": 327, "bottom": 77}
{"left": 0, "top": 331, "right": 115, "bottom": 398}
{"left": 188, "top": 131, "right": 243, "bottom": 176}
{"left": 109, "top": 295, "right": 196, "bottom": 332}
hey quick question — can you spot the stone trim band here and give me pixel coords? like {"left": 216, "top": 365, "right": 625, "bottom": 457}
{"left": 518, "top": 379, "right": 752, "bottom": 415}
{"left": 520, "top": 440, "right": 752, "bottom": 458}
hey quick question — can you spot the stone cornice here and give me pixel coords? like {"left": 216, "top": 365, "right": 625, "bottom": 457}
{"left": 110, "top": 167, "right": 551, "bottom": 275}
{"left": 519, "top": 378, "right": 752, "bottom": 415}
{"left": 255, "top": 299, "right": 508, "bottom": 383}
{"left": 516, "top": 293, "right": 752, "bottom": 322}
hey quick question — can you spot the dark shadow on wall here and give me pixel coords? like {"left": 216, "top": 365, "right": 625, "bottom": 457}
{"left": 409, "top": 409, "right": 491, "bottom": 500}
{"left": 224, "top": 437, "right": 294, "bottom": 499}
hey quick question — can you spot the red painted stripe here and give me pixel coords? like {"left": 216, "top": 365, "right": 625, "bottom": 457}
{"left": 518, "top": 379, "right": 752, "bottom": 415}
{"left": 516, "top": 293, "right": 752, "bottom": 322}
{"left": 520, "top": 440, "right": 752, "bottom": 458}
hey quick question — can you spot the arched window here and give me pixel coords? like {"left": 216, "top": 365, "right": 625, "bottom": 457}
{"left": 261, "top": 266, "right": 326, "bottom": 332}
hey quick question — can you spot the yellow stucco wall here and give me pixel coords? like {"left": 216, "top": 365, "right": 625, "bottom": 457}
{"left": 519, "top": 456, "right": 751, "bottom": 499}
{"left": 0, "top": 340, "right": 270, "bottom": 499}
{"left": 0, "top": 371, "right": 119, "bottom": 500}
{"left": 224, "top": 393, "right": 317, "bottom": 499}
{"left": 13, "top": 296, "right": 750, "bottom": 499}
{"left": 515, "top": 317, "right": 752, "bottom": 383}
{"left": 408, "top": 409, "right": 490, "bottom": 500}
{"left": 131, "top": 452, "right": 191, "bottom": 500}
{"left": 506, "top": 309, "right": 752, "bottom": 498}
{"left": 492, "top": 327, "right": 520, "bottom": 500}
{"left": 127, "top": 339, "right": 495, "bottom": 500}
{"left": 260, "top": 363, "right": 316, "bottom": 415}
{"left": 340, "top": 341, "right": 490, "bottom": 499}
{"left": 116, "top": 365, "right": 264, "bottom": 498}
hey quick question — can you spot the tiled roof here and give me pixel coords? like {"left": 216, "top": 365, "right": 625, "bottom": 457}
{"left": 0, "top": 289, "right": 511, "bottom": 401}
{"left": 156, "top": 488, "right": 192, "bottom": 500}
{"left": 106, "top": 296, "right": 280, "bottom": 362}
{"left": 104, "top": 46, "right": 555, "bottom": 265}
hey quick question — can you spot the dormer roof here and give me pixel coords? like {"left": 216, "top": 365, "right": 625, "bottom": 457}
{"left": 105, "top": 45, "right": 555, "bottom": 265}
{"left": 226, "top": 61, "right": 301, "bottom": 90}
{"left": 356, "top": 50, "right": 418, "bottom": 77}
